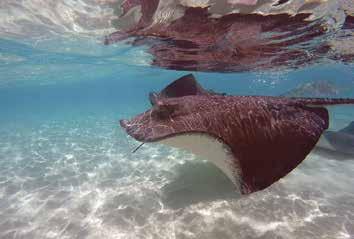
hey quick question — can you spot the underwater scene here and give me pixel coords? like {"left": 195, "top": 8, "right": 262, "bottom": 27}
{"left": 0, "top": 0, "right": 354, "bottom": 238}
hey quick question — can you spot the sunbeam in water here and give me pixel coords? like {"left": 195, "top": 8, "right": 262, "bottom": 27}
{"left": 0, "top": 0, "right": 354, "bottom": 239}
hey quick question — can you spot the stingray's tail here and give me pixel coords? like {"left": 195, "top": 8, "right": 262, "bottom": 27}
{"left": 292, "top": 97, "right": 354, "bottom": 106}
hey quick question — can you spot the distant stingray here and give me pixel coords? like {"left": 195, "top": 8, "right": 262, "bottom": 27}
{"left": 120, "top": 74, "right": 354, "bottom": 194}
{"left": 282, "top": 80, "right": 340, "bottom": 98}
{"left": 317, "top": 122, "right": 354, "bottom": 157}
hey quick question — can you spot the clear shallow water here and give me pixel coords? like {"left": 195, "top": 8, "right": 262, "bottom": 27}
{"left": 1, "top": 1, "right": 354, "bottom": 238}
{"left": 1, "top": 41, "right": 354, "bottom": 238}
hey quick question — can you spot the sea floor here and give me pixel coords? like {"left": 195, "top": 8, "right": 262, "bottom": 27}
{"left": 0, "top": 110, "right": 353, "bottom": 239}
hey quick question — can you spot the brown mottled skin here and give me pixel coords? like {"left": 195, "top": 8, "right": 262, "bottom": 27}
{"left": 120, "top": 74, "right": 354, "bottom": 194}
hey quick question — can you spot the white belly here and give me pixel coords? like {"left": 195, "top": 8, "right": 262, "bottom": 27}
{"left": 159, "top": 133, "right": 242, "bottom": 191}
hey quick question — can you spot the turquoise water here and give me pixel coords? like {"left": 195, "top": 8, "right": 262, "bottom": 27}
{"left": 1, "top": 36, "right": 354, "bottom": 238}
{"left": 1, "top": 0, "right": 354, "bottom": 236}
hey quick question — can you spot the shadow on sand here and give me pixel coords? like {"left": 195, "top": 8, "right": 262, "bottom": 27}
{"left": 161, "top": 160, "right": 240, "bottom": 209}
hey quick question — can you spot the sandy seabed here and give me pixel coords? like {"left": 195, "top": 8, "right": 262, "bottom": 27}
{"left": 0, "top": 114, "right": 353, "bottom": 239}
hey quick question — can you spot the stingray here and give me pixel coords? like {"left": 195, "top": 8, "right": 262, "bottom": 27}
{"left": 120, "top": 74, "right": 354, "bottom": 194}
{"left": 281, "top": 80, "right": 340, "bottom": 98}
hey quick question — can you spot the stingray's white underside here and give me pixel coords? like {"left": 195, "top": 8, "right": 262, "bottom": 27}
{"left": 159, "top": 133, "right": 242, "bottom": 191}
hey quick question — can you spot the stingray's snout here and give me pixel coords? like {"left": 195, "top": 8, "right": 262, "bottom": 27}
{"left": 149, "top": 92, "right": 159, "bottom": 106}
{"left": 119, "top": 118, "right": 149, "bottom": 142}
{"left": 120, "top": 119, "right": 129, "bottom": 129}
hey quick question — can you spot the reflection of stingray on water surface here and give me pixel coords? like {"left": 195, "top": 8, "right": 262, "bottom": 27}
{"left": 106, "top": 0, "right": 354, "bottom": 72}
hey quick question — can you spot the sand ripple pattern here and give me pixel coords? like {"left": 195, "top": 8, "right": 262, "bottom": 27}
{"left": 0, "top": 115, "right": 353, "bottom": 239}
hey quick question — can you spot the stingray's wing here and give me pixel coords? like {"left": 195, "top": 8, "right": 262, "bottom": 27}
{"left": 231, "top": 105, "right": 328, "bottom": 193}
{"left": 189, "top": 101, "right": 330, "bottom": 194}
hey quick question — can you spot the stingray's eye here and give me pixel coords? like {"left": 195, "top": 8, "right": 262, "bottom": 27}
{"left": 152, "top": 101, "right": 179, "bottom": 119}
{"left": 149, "top": 92, "right": 159, "bottom": 106}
